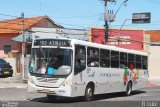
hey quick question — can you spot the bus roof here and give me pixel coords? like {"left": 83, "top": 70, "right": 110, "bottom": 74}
{"left": 33, "top": 37, "right": 148, "bottom": 56}
{"left": 71, "top": 39, "right": 148, "bottom": 56}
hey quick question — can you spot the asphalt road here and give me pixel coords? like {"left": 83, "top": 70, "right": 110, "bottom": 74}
{"left": 0, "top": 86, "right": 160, "bottom": 107}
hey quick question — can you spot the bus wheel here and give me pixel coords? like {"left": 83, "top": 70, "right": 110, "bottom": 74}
{"left": 126, "top": 82, "right": 132, "bottom": 96}
{"left": 85, "top": 85, "right": 94, "bottom": 101}
{"left": 47, "top": 95, "right": 57, "bottom": 100}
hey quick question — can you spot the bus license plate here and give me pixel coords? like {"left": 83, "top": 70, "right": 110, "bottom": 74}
{"left": 40, "top": 89, "right": 49, "bottom": 93}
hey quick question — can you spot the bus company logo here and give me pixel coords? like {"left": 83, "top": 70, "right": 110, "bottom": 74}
{"left": 100, "top": 73, "right": 120, "bottom": 78}
{"left": 88, "top": 71, "right": 95, "bottom": 77}
{"left": 59, "top": 90, "right": 66, "bottom": 93}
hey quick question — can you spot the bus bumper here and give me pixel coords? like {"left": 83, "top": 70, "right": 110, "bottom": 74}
{"left": 28, "top": 80, "right": 72, "bottom": 97}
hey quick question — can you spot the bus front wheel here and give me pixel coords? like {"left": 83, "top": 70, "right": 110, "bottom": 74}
{"left": 84, "top": 84, "right": 94, "bottom": 101}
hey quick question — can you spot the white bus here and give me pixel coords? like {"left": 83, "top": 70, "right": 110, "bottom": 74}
{"left": 28, "top": 37, "right": 149, "bottom": 101}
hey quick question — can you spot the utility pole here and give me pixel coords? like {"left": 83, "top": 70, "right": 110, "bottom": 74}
{"left": 21, "top": 12, "right": 25, "bottom": 81}
{"left": 104, "top": 0, "right": 109, "bottom": 45}
{"left": 103, "top": 0, "right": 116, "bottom": 45}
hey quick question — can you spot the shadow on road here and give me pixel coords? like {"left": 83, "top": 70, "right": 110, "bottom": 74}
{"left": 0, "top": 75, "right": 12, "bottom": 78}
{"left": 30, "top": 90, "right": 146, "bottom": 103}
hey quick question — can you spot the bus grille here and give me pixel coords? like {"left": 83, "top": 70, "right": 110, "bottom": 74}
{"left": 36, "top": 77, "right": 59, "bottom": 83}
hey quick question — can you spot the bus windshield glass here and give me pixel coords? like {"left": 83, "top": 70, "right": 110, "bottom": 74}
{"left": 29, "top": 48, "right": 72, "bottom": 76}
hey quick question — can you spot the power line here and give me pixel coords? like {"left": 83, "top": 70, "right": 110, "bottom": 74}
{"left": 0, "top": 13, "right": 18, "bottom": 18}
{"left": 0, "top": 14, "right": 85, "bottom": 29}
{"left": 50, "top": 14, "right": 100, "bottom": 19}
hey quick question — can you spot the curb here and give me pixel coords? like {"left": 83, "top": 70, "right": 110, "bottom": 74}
{"left": 0, "top": 83, "right": 28, "bottom": 89}
{"left": 0, "top": 86, "right": 28, "bottom": 89}
{"left": 147, "top": 82, "right": 160, "bottom": 87}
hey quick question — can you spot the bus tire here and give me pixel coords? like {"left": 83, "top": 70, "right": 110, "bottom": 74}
{"left": 47, "top": 95, "right": 57, "bottom": 100}
{"left": 126, "top": 82, "right": 132, "bottom": 96}
{"left": 84, "top": 84, "right": 94, "bottom": 101}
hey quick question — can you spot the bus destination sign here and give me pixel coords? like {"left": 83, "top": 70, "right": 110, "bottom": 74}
{"left": 34, "top": 39, "right": 70, "bottom": 47}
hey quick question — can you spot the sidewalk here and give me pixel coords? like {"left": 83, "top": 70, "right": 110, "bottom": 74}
{"left": 0, "top": 83, "right": 28, "bottom": 88}
{"left": 147, "top": 78, "right": 160, "bottom": 87}
{"left": 0, "top": 75, "right": 28, "bottom": 88}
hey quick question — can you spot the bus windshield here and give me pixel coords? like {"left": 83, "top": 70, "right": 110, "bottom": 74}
{"left": 29, "top": 48, "right": 72, "bottom": 76}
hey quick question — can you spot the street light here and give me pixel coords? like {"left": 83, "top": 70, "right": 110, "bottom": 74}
{"left": 118, "top": 19, "right": 131, "bottom": 46}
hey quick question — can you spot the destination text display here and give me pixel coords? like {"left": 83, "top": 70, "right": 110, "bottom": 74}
{"left": 34, "top": 39, "right": 70, "bottom": 47}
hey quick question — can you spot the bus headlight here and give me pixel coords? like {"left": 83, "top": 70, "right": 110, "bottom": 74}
{"left": 60, "top": 82, "right": 65, "bottom": 87}
{"left": 60, "top": 80, "right": 72, "bottom": 87}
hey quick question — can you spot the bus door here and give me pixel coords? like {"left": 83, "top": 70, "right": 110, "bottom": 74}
{"left": 73, "top": 45, "right": 87, "bottom": 96}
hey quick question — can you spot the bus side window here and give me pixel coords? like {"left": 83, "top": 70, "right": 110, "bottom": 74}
{"left": 87, "top": 47, "right": 99, "bottom": 67}
{"left": 128, "top": 54, "right": 135, "bottom": 69}
{"left": 142, "top": 56, "right": 147, "bottom": 69}
{"left": 74, "top": 45, "right": 86, "bottom": 75}
{"left": 111, "top": 51, "right": 119, "bottom": 68}
{"left": 136, "top": 55, "right": 142, "bottom": 69}
{"left": 120, "top": 52, "right": 127, "bottom": 69}
{"left": 100, "top": 49, "right": 110, "bottom": 67}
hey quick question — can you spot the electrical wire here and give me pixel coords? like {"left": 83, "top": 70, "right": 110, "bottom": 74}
{"left": 0, "top": 13, "right": 18, "bottom": 18}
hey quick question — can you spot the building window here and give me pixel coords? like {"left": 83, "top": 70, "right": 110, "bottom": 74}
{"left": 4, "top": 45, "right": 12, "bottom": 54}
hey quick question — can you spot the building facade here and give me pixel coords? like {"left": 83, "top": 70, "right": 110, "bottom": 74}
{"left": 145, "top": 30, "right": 160, "bottom": 80}
{"left": 89, "top": 27, "right": 144, "bottom": 50}
{"left": 0, "top": 16, "right": 63, "bottom": 76}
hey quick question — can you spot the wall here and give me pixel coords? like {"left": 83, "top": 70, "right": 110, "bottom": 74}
{"left": 145, "top": 30, "right": 160, "bottom": 42}
{"left": 90, "top": 28, "right": 144, "bottom": 50}
{"left": 143, "top": 34, "right": 150, "bottom": 52}
{"left": 0, "top": 33, "right": 21, "bottom": 58}
{"left": 31, "top": 18, "right": 61, "bottom": 28}
{"left": 148, "top": 46, "right": 160, "bottom": 80}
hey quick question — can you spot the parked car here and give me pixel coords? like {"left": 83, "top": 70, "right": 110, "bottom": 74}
{"left": 0, "top": 59, "right": 13, "bottom": 77}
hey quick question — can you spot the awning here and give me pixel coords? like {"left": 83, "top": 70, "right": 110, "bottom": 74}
{"left": 12, "top": 31, "right": 32, "bottom": 43}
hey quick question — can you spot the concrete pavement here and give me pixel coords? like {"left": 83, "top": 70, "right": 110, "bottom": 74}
{"left": 0, "top": 83, "right": 28, "bottom": 88}
{"left": 147, "top": 77, "right": 160, "bottom": 87}
{"left": 0, "top": 76, "right": 28, "bottom": 88}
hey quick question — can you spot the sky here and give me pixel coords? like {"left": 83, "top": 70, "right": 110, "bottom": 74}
{"left": 0, "top": 0, "right": 159, "bottom": 30}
